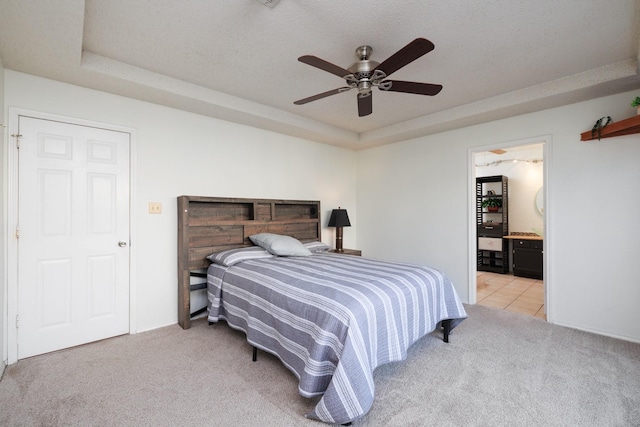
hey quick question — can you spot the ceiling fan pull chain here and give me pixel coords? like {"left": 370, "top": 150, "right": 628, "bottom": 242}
{"left": 591, "top": 116, "right": 612, "bottom": 140}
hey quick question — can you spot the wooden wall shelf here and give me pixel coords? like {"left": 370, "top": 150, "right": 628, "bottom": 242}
{"left": 581, "top": 115, "right": 640, "bottom": 141}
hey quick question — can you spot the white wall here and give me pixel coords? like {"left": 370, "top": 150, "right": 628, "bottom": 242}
{"left": 357, "top": 91, "right": 640, "bottom": 342}
{"left": 0, "top": 60, "right": 6, "bottom": 371}
{"left": 3, "top": 70, "right": 357, "bottom": 334}
{"left": 4, "top": 70, "right": 640, "bottom": 348}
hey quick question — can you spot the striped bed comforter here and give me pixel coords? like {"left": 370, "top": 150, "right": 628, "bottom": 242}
{"left": 207, "top": 253, "right": 466, "bottom": 424}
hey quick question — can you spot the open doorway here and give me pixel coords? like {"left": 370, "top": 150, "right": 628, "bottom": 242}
{"left": 468, "top": 137, "right": 549, "bottom": 321}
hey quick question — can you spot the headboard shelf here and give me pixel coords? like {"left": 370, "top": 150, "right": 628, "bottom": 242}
{"left": 177, "top": 196, "right": 321, "bottom": 329}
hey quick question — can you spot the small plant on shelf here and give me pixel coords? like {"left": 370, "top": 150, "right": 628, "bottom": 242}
{"left": 482, "top": 197, "right": 502, "bottom": 212}
{"left": 632, "top": 96, "right": 640, "bottom": 115}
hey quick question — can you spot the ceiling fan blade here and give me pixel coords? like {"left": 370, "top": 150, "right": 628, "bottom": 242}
{"left": 382, "top": 80, "right": 443, "bottom": 96}
{"left": 373, "top": 38, "right": 435, "bottom": 78}
{"left": 357, "top": 93, "right": 372, "bottom": 117}
{"left": 294, "top": 87, "right": 351, "bottom": 105}
{"left": 298, "top": 55, "right": 353, "bottom": 78}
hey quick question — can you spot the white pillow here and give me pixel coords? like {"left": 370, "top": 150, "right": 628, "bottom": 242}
{"left": 249, "top": 233, "right": 312, "bottom": 256}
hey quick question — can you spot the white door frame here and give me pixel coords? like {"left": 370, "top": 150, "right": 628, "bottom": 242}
{"left": 6, "top": 107, "right": 137, "bottom": 364}
{"left": 467, "top": 134, "right": 552, "bottom": 322}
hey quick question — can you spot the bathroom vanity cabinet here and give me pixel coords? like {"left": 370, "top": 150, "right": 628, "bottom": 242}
{"left": 511, "top": 237, "right": 543, "bottom": 279}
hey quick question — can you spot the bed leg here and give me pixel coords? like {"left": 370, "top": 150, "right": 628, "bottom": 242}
{"left": 252, "top": 346, "right": 257, "bottom": 362}
{"left": 442, "top": 319, "right": 452, "bottom": 343}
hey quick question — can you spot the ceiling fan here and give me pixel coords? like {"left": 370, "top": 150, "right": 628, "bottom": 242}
{"left": 294, "top": 38, "right": 443, "bottom": 117}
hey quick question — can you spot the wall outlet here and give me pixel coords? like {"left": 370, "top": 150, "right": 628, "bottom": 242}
{"left": 149, "top": 202, "right": 162, "bottom": 214}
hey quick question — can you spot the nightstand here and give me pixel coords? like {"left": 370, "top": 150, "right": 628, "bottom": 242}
{"left": 329, "top": 248, "right": 362, "bottom": 256}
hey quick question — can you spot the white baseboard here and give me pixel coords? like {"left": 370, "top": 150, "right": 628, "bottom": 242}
{"left": 552, "top": 320, "right": 640, "bottom": 344}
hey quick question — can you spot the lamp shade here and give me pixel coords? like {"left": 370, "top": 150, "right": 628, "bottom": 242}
{"left": 328, "top": 209, "right": 351, "bottom": 228}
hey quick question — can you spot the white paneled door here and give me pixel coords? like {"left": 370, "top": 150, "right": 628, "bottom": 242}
{"left": 17, "top": 116, "right": 130, "bottom": 359}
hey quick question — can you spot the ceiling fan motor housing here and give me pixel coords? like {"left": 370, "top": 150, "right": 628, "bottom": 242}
{"left": 345, "top": 45, "right": 380, "bottom": 96}
{"left": 348, "top": 46, "right": 384, "bottom": 95}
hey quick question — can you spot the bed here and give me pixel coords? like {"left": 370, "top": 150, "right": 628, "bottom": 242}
{"left": 177, "top": 196, "right": 467, "bottom": 424}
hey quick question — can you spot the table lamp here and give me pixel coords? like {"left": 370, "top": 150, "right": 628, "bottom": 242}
{"left": 328, "top": 208, "right": 351, "bottom": 252}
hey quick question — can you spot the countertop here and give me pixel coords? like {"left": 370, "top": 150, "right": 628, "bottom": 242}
{"left": 503, "top": 232, "right": 543, "bottom": 241}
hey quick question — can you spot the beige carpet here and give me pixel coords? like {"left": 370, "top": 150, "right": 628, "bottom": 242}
{"left": 1, "top": 304, "right": 639, "bottom": 426}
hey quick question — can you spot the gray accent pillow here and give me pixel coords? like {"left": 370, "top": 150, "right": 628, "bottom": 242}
{"left": 304, "top": 241, "right": 331, "bottom": 253}
{"left": 249, "top": 233, "right": 312, "bottom": 256}
{"left": 207, "top": 246, "right": 275, "bottom": 266}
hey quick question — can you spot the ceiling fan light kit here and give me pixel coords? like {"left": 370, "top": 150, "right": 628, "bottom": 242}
{"left": 294, "top": 38, "right": 443, "bottom": 117}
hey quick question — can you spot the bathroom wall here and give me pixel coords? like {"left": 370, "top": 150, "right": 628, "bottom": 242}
{"left": 475, "top": 143, "right": 544, "bottom": 235}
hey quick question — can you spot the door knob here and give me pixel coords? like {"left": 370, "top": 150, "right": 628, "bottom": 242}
{"left": 118, "top": 241, "right": 127, "bottom": 247}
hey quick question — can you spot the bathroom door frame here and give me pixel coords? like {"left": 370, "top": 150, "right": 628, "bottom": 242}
{"left": 467, "top": 135, "right": 551, "bottom": 321}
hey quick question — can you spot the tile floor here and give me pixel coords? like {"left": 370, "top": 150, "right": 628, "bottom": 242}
{"left": 477, "top": 271, "right": 546, "bottom": 320}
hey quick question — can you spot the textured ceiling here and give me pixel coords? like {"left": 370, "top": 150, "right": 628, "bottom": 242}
{"left": 1, "top": 0, "right": 639, "bottom": 149}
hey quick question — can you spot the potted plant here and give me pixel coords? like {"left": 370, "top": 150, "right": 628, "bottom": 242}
{"left": 482, "top": 197, "right": 502, "bottom": 212}
{"left": 631, "top": 96, "right": 640, "bottom": 115}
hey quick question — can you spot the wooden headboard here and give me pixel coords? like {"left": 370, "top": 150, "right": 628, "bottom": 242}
{"left": 177, "top": 196, "right": 321, "bottom": 329}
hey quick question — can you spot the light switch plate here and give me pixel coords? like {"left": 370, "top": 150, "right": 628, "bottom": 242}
{"left": 149, "top": 202, "right": 162, "bottom": 214}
